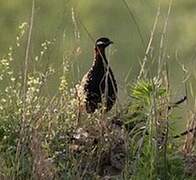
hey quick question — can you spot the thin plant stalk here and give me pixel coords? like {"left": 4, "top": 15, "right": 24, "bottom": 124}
{"left": 15, "top": 0, "right": 35, "bottom": 178}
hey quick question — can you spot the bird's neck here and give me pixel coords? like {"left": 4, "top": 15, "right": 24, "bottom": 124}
{"left": 94, "top": 47, "right": 108, "bottom": 65}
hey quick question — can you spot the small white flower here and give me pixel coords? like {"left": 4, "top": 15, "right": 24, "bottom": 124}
{"left": 35, "top": 56, "right": 39, "bottom": 61}
{"left": 1, "top": 98, "right": 6, "bottom": 103}
{"left": 11, "top": 77, "right": 16, "bottom": 82}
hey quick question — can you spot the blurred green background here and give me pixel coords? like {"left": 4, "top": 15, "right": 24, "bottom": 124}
{"left": 0, "top": 0, "right": 195, "bottom": 102}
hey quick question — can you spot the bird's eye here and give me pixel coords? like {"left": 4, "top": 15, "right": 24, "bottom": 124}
{"left": 96, "top": 41, "right": 105, "bottom": 45}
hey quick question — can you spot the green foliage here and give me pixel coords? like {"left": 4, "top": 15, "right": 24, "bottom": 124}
{"left": 0, "top": 49, "right": 195, "bottom": 180}
{"left": 131, "top": 79, "right": 166, "bottom": 105}
{"left": 0, "top": 1, "right": 196, "bottom": 180}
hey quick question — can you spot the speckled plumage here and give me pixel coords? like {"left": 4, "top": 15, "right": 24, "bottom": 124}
{"left": 77, "top": 37, "right": 117, "bottom": 113}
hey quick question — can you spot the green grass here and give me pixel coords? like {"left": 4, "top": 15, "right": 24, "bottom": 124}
{"left": 0, "top": 1, "right": 196, "bottom": 180}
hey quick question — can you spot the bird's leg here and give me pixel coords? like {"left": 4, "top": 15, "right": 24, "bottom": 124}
{"left": 99, "top": 108, "right": 109, "bottom": 138}
{"left": 75, "top": 85, "right": 81, "bottom": 126}
{"left": 77, "top": 101, "right": 81, "bottom": 126}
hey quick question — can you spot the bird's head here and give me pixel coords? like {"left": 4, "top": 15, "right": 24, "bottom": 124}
{"left": 95, "top": 37, "right": 113, "bottom": 49}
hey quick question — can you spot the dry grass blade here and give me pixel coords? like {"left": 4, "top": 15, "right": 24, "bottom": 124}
{"left": 158, "top": 0, "right": 173, "bottom": 78}
{"left": 121, "top": 0, "right": 145, "bottom": 50}
{"left": 138, "top": 3, "right": 161, "bottom": 80}
{"left": 15, "top": 0, "right": 35, "bottom": 178}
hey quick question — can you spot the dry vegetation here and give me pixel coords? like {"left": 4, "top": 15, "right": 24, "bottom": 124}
{"left": 0, "top": 0, "right": 196, "bottom": 180}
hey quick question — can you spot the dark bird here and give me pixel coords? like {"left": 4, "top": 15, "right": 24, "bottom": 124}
{"left": 77, "top": 37, "right": 117, "bottom": 114}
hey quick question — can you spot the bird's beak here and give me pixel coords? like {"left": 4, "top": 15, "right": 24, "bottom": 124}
{"left": 107, "top": 41, "right": 113, "bottom": 46}
{"left": 109, "top": 41, "right": 114, "bottom": 44}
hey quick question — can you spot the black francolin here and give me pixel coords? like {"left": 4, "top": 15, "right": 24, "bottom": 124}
{"left": 77, "top": 37, "right": 117, "bottom": 114}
